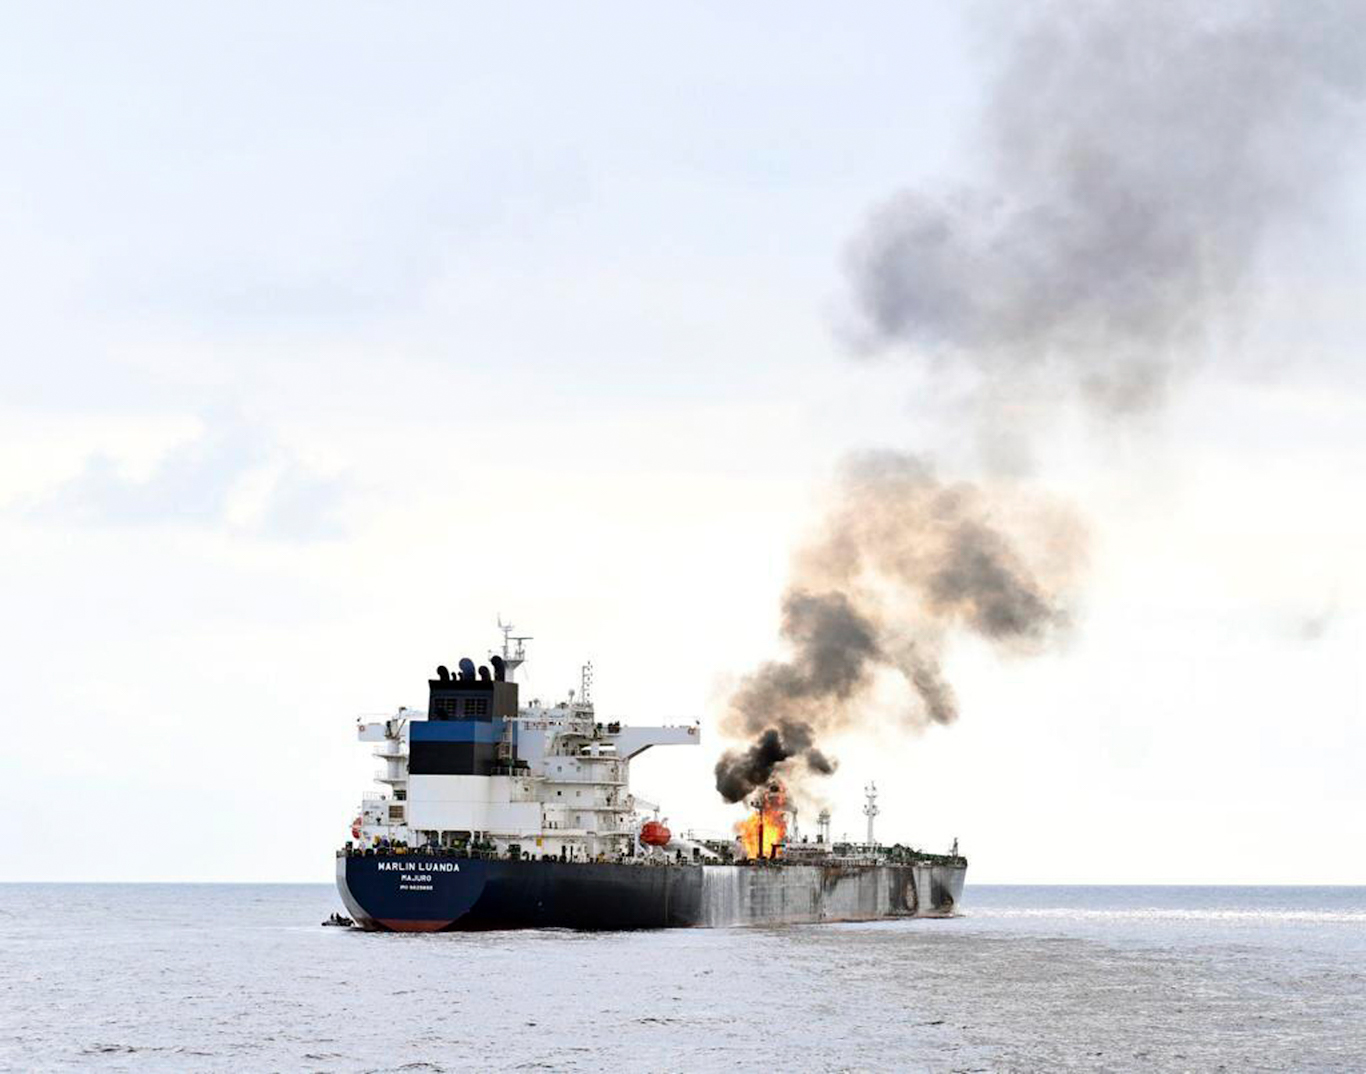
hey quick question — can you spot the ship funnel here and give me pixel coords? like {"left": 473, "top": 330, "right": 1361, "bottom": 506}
{"left": 458, "top": 657, "right": 476, "bottom": 682}
{"left": 436, "top": 665, "right": 450, "bottom": 682}
{"left": 478, "top": 665, "right": 492, "bottom": 682}
{"left": 490, "top": 655, "right": 506, "bottom": 681}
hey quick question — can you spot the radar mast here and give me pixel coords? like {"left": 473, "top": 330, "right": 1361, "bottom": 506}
{"left": 496, "top": 617, "right": 532, "bottom": 682}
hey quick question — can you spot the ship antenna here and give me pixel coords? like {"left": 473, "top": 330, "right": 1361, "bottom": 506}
{"left": 495, "top": 617, "right": 532, "bottom": 682}
{"left": 863, "top": 781, "right": 880, "bottom": 847}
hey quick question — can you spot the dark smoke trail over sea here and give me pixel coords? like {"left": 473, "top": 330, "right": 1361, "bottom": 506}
{"left": 716, "top": 0, "right": 1365, "bottom": 804}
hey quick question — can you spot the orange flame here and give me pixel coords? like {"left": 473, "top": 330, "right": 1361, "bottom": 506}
{"left": 736, "top": 785, "right": 787, "bottom": 859}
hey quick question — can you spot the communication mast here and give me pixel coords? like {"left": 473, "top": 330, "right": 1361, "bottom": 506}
{"left": 817, "top": 809, "right": 832, "bottom": 845}
{"left": 863, "top": 782, "right": 880, "bottom": 846}
{"left": 496, "top": 617, "right": 532, "bottom": 681}
{"left": 580, "top": 660, "right": 593, "bottom": 705}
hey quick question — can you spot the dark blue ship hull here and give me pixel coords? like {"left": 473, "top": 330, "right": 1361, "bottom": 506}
{"left": 337, "top": 854, "right": 703, "bottom": 930}
{"left": 337, "top": 852, "right": 966, "bottom": 931}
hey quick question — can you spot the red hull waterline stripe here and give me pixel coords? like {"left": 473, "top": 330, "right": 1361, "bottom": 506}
{"left": 377, "top": 919, "right": 454, "bottom": 932}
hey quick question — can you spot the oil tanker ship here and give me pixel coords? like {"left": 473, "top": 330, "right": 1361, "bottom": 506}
{"left": 335, "top": 628, "right": 966, "bottom": 931}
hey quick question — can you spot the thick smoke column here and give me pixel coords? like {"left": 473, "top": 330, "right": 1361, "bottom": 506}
{"left": 715, "top": 453, "right": 1078, "bottom": 802}
{"left": 719, "top": 0, "right": 1363, "bottom": 803}
{"left": 715, "top": 590, "right": 879, "bottom": 802}
{"left": 849, "top": 0, "right": 1365, "bottom": 412}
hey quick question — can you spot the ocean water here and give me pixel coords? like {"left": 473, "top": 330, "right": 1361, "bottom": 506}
{"left": 2, "top": 884, "right": 1363, "bottom": 1072}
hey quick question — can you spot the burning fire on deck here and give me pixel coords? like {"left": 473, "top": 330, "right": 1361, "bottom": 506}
{"left": 736, "top": 783, "right": 787, "bottom": 859}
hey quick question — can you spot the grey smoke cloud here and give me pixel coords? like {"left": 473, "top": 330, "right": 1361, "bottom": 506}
{"left": 848, "top": 0, "right": 1366, "bottom": 412}
{"left": 800, "top": 452, "right": 1074, "bottom": 647}
{"left": 714, "top": 452, "right": 1077, "bottom": 802}
{"left": 718, "top": 1, "right": 1363, "bottom": 804}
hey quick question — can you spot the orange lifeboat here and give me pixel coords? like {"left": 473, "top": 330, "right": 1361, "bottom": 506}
{"left": 640, "top": 820, "right": 672, "bottom": 847}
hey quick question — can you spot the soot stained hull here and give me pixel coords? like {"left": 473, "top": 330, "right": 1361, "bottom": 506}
{"left": 337, "top": 855, "right": 967, "bottom": 932}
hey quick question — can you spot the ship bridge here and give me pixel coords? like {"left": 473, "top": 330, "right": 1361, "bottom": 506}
{"left": 347, "top": 632, "right": 700, "bottom": 863}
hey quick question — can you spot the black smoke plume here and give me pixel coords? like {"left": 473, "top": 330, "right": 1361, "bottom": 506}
{"left": 720, "top": 1, "right": 1363, "bottom": 803}
{"left": 714, "top": 454, "right": 1078, "bottom": 802}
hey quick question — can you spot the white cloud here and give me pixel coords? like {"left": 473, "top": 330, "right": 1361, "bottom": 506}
{"left": 21, "top": 411, "right": 348, "bottom": 542}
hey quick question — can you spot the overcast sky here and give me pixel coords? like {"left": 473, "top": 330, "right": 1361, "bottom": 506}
{"left": 2, "top": 2, "right": 1362, "bottom": 883}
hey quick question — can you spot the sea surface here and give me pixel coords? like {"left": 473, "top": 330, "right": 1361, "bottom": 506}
{"left": 1, "top": 884, "right": 1363, "bottom": 1072}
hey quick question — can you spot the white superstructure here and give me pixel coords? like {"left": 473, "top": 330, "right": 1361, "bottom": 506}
{"left": 350, "top": 632, "right": 699, "bottom": 862}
